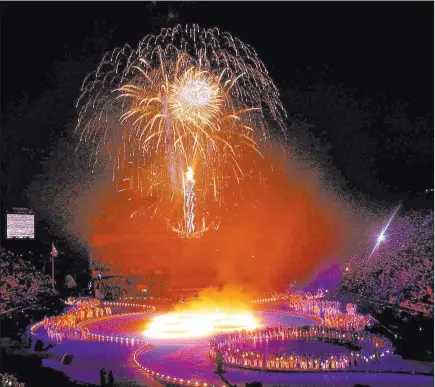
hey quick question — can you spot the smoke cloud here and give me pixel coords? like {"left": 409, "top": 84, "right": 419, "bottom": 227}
{"left": 84, "top": 142, "right": 361, "bottom": 294}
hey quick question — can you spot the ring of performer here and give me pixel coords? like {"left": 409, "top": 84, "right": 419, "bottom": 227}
{"left": 209, "top": 325, "right": 392, "bottom": 372}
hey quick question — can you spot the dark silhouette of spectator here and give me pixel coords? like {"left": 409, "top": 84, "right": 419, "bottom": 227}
{"left": 215, "top": 350, "right": 224, "bottom": 375}
{"left": 34, "top": 340, "right": 44, "bottom": 351}
{"left": 108, "top": 370, "right": 114, "bottom": 386}
{"left": 100, "top": 368, "right": 106, "bottom": 386}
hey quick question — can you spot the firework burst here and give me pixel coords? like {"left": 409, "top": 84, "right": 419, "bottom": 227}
{"left": 76, "top": 24, "right": 286, "bottom": 230}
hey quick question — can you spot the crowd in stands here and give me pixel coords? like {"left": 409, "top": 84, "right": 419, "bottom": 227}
{"left": 210, "top": 325, "right": 392, "bottom": 372}
{"left": 0, "top": 248, "right": 54, "bottom": 313}
{"left": 340, "top": 211, "right": 434, "bottom": 315}
{"left": 0, "top": 373, "right": 25, "bottom": 387}
{"left": 43, "top": 298, "right": 111, "bottom": 341}
{"left": 94, "top": 277, "right": 126, "bottom": 300}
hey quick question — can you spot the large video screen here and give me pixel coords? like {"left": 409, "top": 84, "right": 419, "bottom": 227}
{"left": 6, "top": 210, "right": 35, "bottom": 239}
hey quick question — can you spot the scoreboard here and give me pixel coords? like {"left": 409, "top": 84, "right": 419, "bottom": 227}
{"left": 6, "top": 208, "right": 35, "bottom": 239}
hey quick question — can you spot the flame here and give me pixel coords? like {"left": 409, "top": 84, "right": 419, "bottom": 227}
{"left": 143, "top": 311, "right": 259, "bottom": 339}
{"left": 144, "top": 287, "right": 260, "bottom": 339}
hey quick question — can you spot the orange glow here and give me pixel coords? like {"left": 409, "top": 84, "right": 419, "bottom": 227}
{"left": 87, "top": 144, "right": 350, "bottom": 292}
{"left": 143, "top": 311, "right": 259, "bottom": 339}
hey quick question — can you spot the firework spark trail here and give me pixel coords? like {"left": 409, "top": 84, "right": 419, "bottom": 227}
{"left": 368, "top": 204, "right": 401, "bottom": 260}
{"left": 184, "top": 167, "right": 195, "bottom": 234}
{"left": 76, "top": 24, "right": 287, "bottom": 229}
{"left": 341, "top": 210, "right": 433, "bottom": 311}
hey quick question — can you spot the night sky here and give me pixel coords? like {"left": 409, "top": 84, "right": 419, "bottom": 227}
{"left": 1, "top": 2, "right": 433, "bottom": 218}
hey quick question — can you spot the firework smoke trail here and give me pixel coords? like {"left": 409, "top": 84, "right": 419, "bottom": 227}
{"left": 75, "top": 24, "right": 287, "bottom": 232}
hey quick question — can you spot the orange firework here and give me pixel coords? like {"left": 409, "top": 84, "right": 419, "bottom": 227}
{"left": 116, "top": 55, "right": 261, "bottom": 203}
{"left": 76, "top": 24, "right": 286, "bottom": 226}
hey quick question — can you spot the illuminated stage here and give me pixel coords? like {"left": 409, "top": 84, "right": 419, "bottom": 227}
{"left": 29, "top": 303, "right": 433, "bottom": 387}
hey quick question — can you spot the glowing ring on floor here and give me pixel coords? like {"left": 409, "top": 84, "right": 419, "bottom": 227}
{"left": 209, "top": 326, "right": 393, "bottom": 373}
{"left": 30, "top": 304, "right": 331, "bottom": 385}
{"left": 29, "top": 305, "right": 156, "bottom": 344}
{"left": 77, "top": 312, "right": 154, "bottom": 344}
{"left": 259, "top": 308, "right": 324, "bottom": 325}
{"left": 132, "top": 310, "right": 323, "bottom": 385}
{"left": 29, "top": 321, "right": 44, "bottom": 335}
{"left": 133, "top": 344, "right": 223, "bottom": 387}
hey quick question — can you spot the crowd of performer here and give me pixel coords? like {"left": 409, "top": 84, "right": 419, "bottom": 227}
{"left": 287, "top": 297, "right": 341, "bottom": 316}
{"left": 209, "top": 325, "right": 392, "bottom": 372}
{"left": 267, "top": 295, "right": 372, "bottom": 331}
{"left": 210, "top": 325, "right": 390, "bottom": 351}
{"left": 70, "top": 298, "right": 100, "bottom": 309}
{"left": 212, "top": 347, "right": 382, "bottom": 371}
{"left": 323, "top": 310, "right": 371, "bottom": 331}
{"left": 43, "top": 298, "right": 112, "bottom": 341}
